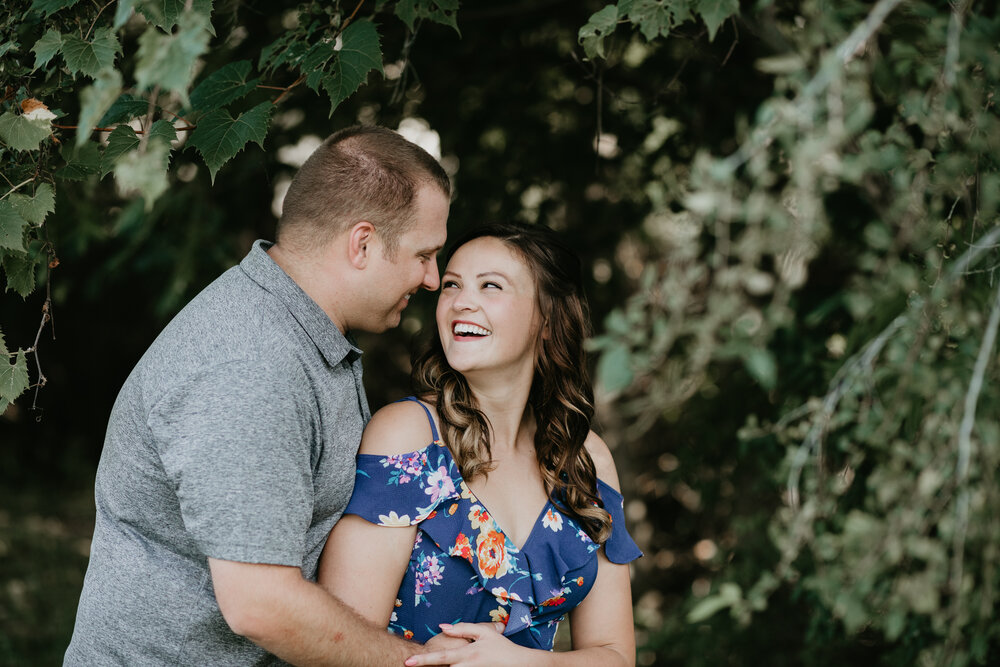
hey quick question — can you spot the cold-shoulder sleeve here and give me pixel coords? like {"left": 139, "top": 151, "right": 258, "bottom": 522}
{"left": 344, "top": 441, "right": 462, "bottom": 527}
{"left": 596, "top": 478, "right": 643, "bottom": 563}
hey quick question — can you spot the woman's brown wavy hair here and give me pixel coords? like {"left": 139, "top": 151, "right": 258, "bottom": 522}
{"left": 411, "top": 222, "right": 612, "bottom": 543}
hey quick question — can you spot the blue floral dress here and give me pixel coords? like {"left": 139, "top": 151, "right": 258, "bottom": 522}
{"left": 343, "top": 397, "right": 642, "bottom": 650}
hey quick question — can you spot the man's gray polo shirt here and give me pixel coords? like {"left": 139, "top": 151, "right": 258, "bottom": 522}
{"left": 65, "top": 240, "right": 370, "bottom": 665}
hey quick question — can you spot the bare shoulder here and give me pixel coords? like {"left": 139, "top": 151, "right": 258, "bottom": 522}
{"left": 583, "top": 431, "right": 622, "bottom": 492}
{"left": 359, "top": 399, "right": 440, "bottom": 457}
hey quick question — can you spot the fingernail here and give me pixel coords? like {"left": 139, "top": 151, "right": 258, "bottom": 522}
{"left": 405, "top": 660, "right": 416, "bottom": 666}
{"left": 439, "top": 623, "right": 452, "bottom": 628}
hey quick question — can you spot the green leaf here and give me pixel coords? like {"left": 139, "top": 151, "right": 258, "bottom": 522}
{"left": 114, "top": 141, "right": 171, "bottom": 208}
{"left": 138, "top": 0, "right": 214, "bottom": 31}
{"left": 0, "top": 41, "right": 17, "bottom": 59}
{"left": 0, "top": 202, "right": 29, "bottom": 252}
{"left": 695, "top": 0, "right": 738, "bottom": 40}
{"left": 115, "top": 0, "right": 139, "bottom": 28}
{"left": 621, "top": 0, "right": 694, "bottom": 41}
{"left": 134, "top": 11, "right": 212, "bottom": 102}
{"left": 56, "top": 141, "right": 103, "bottom": 180}
{"left": 319, "top": 20, "right": 383, "bottom": 116}
{"left": 61, "top": 27, "right": 121, "bottom": 78}
{"left": 29, "top": 0, "right": 81, "bottom": 17}
{"left": 2, "top": 251, "right": 37, "bottom": 297}
{"left": 99, "top": 93, "right": 151, "bottom": 125}
{"left": 8, "top": 184, "right": 55, "bottom": 225}
{"left": 0, "top": 327, "right": 6, "bottom": 356}
{"left": 31, "top": 29, "right": 63, "bottom": 70}
{"left": 394, "top": 0, "right": 460, "bottom": 34}
{"left": 743, "top": 347, "right": 777, "bottom": 390}
{"left": 0, "top": 350, "right": 30, "bottom": 409}
{"left": 101, "top": 125, "right": 140, "bottom": 176}
{"left": 578, "top": 4, "right": 618, "bottom": 60}
{"left": 187, "top": 102, "right": 272, "bottom": 182}
{"left": 77, "top": 68, "right": 123, "bottom": 147}
{"left": 597, "top": 342, "right": 634, "bottom": 394}
{"left": 189, "top": 60, "right": 259, "bottom": 112}
{"left": 0, "top": 111, "right": 52, "bottom": 151}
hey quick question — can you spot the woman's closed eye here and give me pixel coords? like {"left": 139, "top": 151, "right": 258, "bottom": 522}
{"left": 482, "top": 281, "right": 502, "bottom": 289}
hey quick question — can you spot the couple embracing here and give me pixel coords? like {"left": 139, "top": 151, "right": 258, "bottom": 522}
{"left": 65, "top": 126, "right": 641, "bottom": 666}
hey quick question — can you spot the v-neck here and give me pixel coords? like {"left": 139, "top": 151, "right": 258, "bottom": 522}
{"left": 462, "top": 482, "right": 553, "bottom": 552}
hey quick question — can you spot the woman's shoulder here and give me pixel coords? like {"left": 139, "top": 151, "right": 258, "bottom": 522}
{"left": 583, "top": 430, "right": 622, "bottom": 493}
{"left": 359, "top": 397, "right": 441, "bottom": 457}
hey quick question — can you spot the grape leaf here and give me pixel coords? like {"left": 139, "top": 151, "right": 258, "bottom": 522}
{"left": 394, "top": 0, "right": 460, "bottom": 34}
{"left": 0, "top": 350, "right": 30, "bottom": 410}
{"left": 0, "top": 112, "right": 51, "bottom": 152}
{"left": 0, "top": 203, "right": 29, "bottom": 252}
{"left": 695, "top": 0, "right": 738, "bottom": 40}
{"left": 114, "top": 141, "right": 171, "bottom": 208}
{"left": 187, "top": 102, "right": 272, "bottom": 182}
{"left": 135, "top": 11, "right": 212, "bottom": 102}
{"left": 115, "top": 0, "right": 139, "bottom": 28}
{"left": 138, "top": 0, "right": 215, "bottom": 31}
{"left": 578, "top": 4, "right": 618, "bottom": 60}
{"left": 8, "top": 184, "right": 55, "bottom": 225}
{"left": 620, "top": 0, "right": 694, "bottom": 41}
{"left": 101, "top": 121, "right": 175, "bottom": 178}
{"left": 99, "top": 94, "right": 150, "bottom": 125}
{"left": 29, "top": 0, "right": 81, "bottom": 18}
{"left": 31, "top": 29, "right": 63, "bottom": 70}
{"left": 189, "top": 60, "right": 260, "bottom": 112}
{"left": 56, "top": 141, "right": 102, "bottom": 180}
{"left": 1, "top": 251, "right": 37, "bottom": 297}
{"left": 77, "top": 68, "right": 123, "bottom": 147}
{"left": 319, "top": 20, "right": 383, "bottom": 116}
{"left": 61, "top": 28, "right": 121, "bottom": 78}
{"left": 101, "top": 125, "right": 141, "bottom": 176}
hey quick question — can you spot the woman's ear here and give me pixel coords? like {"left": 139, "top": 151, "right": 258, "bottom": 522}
{"left": 348, "top": 221, "right": 376, "bottom": 269}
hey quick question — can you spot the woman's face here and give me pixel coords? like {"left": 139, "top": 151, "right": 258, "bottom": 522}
{"left": 436, "top": 236, "right": 542, "bottom": 378}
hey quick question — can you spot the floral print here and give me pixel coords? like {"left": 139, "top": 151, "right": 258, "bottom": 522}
{"left": 343, "top": 397, "right": 642, "bottom": 650}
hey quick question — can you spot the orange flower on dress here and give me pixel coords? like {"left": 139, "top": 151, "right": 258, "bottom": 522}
{"left": 403, "top": 630, "right": 414, "bottom": 639}
{"left": 541, "top": 587, "right": 570, "bottom": 607}
{"left": 476, "top": 529, "right": 509, "bottom": 579}
{"left": 450, "top": 532, "right": 473, "bottom": 562}
{"left": 468, "top": 505, "right": 491, "bottom": 530}
{"left": 575, "top": 577, "right": 585, "bottom": 586}
{"left": 448, "top": 503, "right": 459, "bottom": 515}
{"left": 489, "top": 606, "right": 509, "bottom": 625}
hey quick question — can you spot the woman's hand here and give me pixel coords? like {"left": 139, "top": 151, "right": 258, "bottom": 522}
{"left": 406, "top": 622, "right": 531, "bottom": 667}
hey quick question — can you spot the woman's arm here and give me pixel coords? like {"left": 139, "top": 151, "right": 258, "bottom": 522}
{"left": 317, "top": 401, "right": 432, "bottom": 626}
{"left": 404, "top": 432, "right": 636, "bottom": 667}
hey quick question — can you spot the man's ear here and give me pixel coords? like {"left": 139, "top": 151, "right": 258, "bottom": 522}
{"left": 348, "top": 221, "right": 376, "bottom": 269}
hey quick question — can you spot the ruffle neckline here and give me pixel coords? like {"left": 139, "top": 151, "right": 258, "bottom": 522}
{"left": 353, "top": 438, "right": 639, "bottom": 640}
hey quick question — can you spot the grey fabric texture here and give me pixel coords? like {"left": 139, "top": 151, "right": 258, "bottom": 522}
{"left": 64, "top": 240, "right": 370, "bottom": 666}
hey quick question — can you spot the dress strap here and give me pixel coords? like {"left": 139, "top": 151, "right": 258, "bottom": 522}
{"left": 397, "top": 396, "right": 441, "bottom": 443}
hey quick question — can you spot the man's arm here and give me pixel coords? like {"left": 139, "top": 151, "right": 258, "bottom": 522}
{"left": 209, "top": 558, "right": 420, "bottom": 666}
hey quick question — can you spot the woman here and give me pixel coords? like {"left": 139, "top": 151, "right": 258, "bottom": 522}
{"left": 319, "top": 222, "right": 640, "bottom": 665}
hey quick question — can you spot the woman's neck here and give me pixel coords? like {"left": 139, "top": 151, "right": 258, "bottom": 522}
{"left": 465, "top": 371, "right": 535, "bottom": 455}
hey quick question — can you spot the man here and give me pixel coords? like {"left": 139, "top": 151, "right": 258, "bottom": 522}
{"left": 65, "top": 126, "right": 451, "bottom": 665}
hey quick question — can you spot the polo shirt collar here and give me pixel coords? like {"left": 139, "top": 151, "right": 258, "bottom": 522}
{"left": 240, "top": 240, "right": 362, "bottom": 366}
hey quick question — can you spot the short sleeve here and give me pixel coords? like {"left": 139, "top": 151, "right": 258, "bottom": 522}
{"left": 345, "top": 442, "right": 461, "bottom": 527}
{"left": 596, "top": 478, "right": 644, "bottom": 563}
{"left": 148, "top": 359, "right": 315, "bottom": 566}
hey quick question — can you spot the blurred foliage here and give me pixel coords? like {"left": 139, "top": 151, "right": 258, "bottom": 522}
{"left": 2, "top": 0, "right": 1000, "bottom": 665}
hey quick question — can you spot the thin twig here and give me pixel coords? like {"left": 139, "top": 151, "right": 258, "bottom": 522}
{"left": 948, "top": 270, "right": 1000, "bottom": 622}
{"left": 84, "top": 0, "right": 116, "bottom": 41}
{"left": 138, "top": 85, "right": 161, "bottom": 152}
{"left": 0, "top": 178, "right": 34, "bottom": 200}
